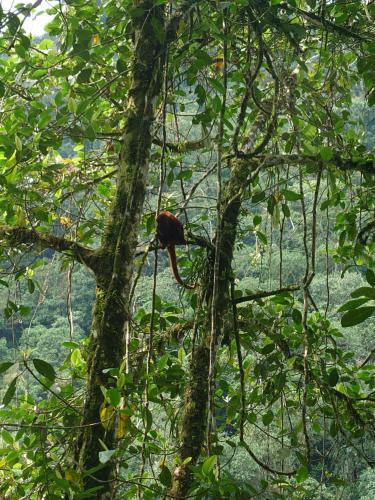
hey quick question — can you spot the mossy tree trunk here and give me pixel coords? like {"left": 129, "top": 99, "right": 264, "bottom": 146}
{"left": 76, "top": 3, "right": 165, "bottom": 496}
{"left": 169, "top": 158, "right": 254, "bottom": 498}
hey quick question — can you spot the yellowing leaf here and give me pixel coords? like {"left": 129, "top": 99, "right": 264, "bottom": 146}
{"left": 116, "top": 412, "right": 130, "bottom": 439}
{"left": 65, "top": 468, "right": 80, "bottom": 483}
{"left": 60, "top": 216, "right": 72, "bottom": 227}
{"left": 100, "top": 403, "right": 115, "bottom": 430}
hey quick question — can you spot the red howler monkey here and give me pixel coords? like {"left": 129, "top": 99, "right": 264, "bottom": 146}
{"left": 156, "top": 211, "right": 195, "bottom": 290}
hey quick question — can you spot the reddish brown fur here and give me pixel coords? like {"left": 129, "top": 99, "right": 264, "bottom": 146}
{"left": 156, "top": 211, "right": 194, "bottom": 289}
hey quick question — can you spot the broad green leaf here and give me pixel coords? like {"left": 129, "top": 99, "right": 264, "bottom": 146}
{"left": 158, "top": 466, "right": 172, "bottom": 487}
{"left": 71, "top": 348, "right": 85, "bottom": 367}
{"left": 328, "top": 368, "right": 339, "bottom": 387}
{"left": 32, "top": 358, "right": 56, "bottom": 380}
{"left": 3, "top": 377, "right": 17, "bottom": 405}
{"left": 207, "top": 77, "right": 225, "bottom": 95}
{"left": 27, "top": 279, "right": 35, "bottom": 294}
{"left": 0, "top": 362, "right": 14, "bottom": 374}
{"left": 106, "top": 388, "right": 121, "bottom": 407}
{"left": 77, "top": 68, "right": 92, "bottom": 83}
{"left": 158, "top": 353, "right": 169, "bottom": 370}
{"left": 68, "top": 97, "right": 77, "bottom": 113}
{"left": 296, "top": 465, "right": 308, "bottom": 483}
{"left": 282, "top": 189, "right": 302, "bottom": 201}
{"left": 341, "top": 307, "right": 375, "bottom": 327}
{"left": 351, "top": 287, "right": 375, "bottom": 299}
{"left": 2, "top": 429, "right": 13, "bottom": 445}
{"left": 202, "top": 455, "right": 217, "bottom": 475}
{"left": 262, "top": 410, "right": 274, "bottom": 426}
{"left": 116, "top": 60, "right": 126, "bottom": 74}
{"left": 337, "top": 298, "right": 369, "bottom": 312}
{"left": 253, "top": 215, "right": 262, "bottom": 226}
{"left": 292, "top": 308, "right": 302, "bottom": 324}
{"left": 320, "top": 146, "right": 334, "bottom": 161}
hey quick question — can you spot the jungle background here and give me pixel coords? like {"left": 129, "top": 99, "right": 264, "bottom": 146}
{"left": 0, "top": 0, "right": 375, "bottom": 498}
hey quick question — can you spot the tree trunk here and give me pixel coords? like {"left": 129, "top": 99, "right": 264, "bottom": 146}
{"left": 169, "top": 158, "right": 252, "bottom": 497}
{"left": 76, "top": 3, "right": 164, "bottom": 496}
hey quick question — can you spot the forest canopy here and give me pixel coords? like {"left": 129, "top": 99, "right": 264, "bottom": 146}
{"left": 0, "top": 0, "right": 375, "bottom": 498}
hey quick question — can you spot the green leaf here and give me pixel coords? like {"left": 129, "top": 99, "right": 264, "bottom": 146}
{"left": 207, "top": 77, "right": 225, "bottom": 95}
{"left": 253, "top": 215, "right": 262, "bottom": 226}
{"left": 296, "top": 465, "right": 309, "bottom": 483}
{"left": 116, "top": 59, "right": 126, "bottom": 74}
{"left": 3, "top": 377, "right": 17, "bottom": 405}
{"left": 31, "top": 69, "right": 47, "bottom": 79}
{"left": 63, "top": 341, "right": 80, "bottom": 349}
{"left": 256, "top": 231, "right": 268, "bottom": 245}
{"left": 158, "top": 353, "right": 169, "bottom": 370}
{"left": 32, "top": 358, "right": 56, "bottom": 380}
{"left": 158, "top": 466, "right": 172, "bottom": 487}
{"left": 328, "top": 368, "right": 339, "bottom": 387}
{"left": 106, "top": 388, "right": 121, "bottom": 407}
{"left": 262, "top": 343, "right": 275, "bottom": 355}
{"left": 77, "top": 68, "right": 92, "bottom": 83}
{"left": 282, "top": 189, "right": 302, "bottom": 201}
{"left": 341, "top": 307, "right": 375, "bottom": 327}
{"left": 337, "top": 298, "right": 369, "bottom": 312}
{"left": 351, "top": 287, "right": 375, "bottom": 299}
{"left": 320, "top": 146, "right": 333, "bottom": 161}
{"left": 202, "top": 455, "right": 217, "bottom": 475}
{"left": 27, "top": 279, "right": 35, "bottom": 294}
{"left": 262, "top": 410, "right": 274, "bottom": 426}
{"left": 2, "top": 429, "right": 13, "bottom": 445}
{"left": 282, "top": 204, "right": 290, "bottom": 217}
{"left": 68, "top": 97, "right": 77, "bottom": 114}
{"left": 0, "top": 81, "right": 5, "bottom": 98}
{"left": 15, "top": 135, "right": 22, "bottom": 151}
{"left": 292, "top": 308, "right": 302, "bottom": 324}
{"left": 0, "top": 361, "right": 14, "bottom": 376}
{"left": 252, "top": 191, "right": 266, "bottom": 203}
{"left": 366, "top": 269, "right": 375, "bottom": 287}
{"left": 19, "top": 305, "right": 31, "bottom": 317}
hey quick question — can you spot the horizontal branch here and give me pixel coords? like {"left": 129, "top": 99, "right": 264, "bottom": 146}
{"left": 262, "top": 153, "right": 374, "bottom": 174}
{"left": 280, "top": 3, "right": 373, "bottom": 43}
{"left": 0, "top": 225, "right": 99, "bottom": 271}
{"left": 234, "top": 285, "right": 300, "bottom": 305}
{"left": 226, "top": 152, "right": 375, "bottom": 175}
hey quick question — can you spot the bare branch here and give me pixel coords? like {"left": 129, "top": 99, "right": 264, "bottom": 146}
{"left": 234, "top": 285, "right": 300, "bottom": 305}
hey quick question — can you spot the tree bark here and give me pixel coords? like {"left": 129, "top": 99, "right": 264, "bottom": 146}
{"left": 75, "top": 3, "right": 165, "bottom": 497}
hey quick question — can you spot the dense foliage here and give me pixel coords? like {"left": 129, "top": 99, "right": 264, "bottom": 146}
{"left": 0, "top": 0, "right": 374, "bottom": 498}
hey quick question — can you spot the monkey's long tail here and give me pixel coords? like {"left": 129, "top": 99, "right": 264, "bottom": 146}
{"left": 166, "top": 245, "right": 195, "bottom": 290}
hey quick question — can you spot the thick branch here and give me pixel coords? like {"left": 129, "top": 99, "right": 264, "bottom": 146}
{"left": 0, "top": 225, "right": 98, "bottom": 271}
{"left": 234, "top": 285, "right": 300, "bottom": 305}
